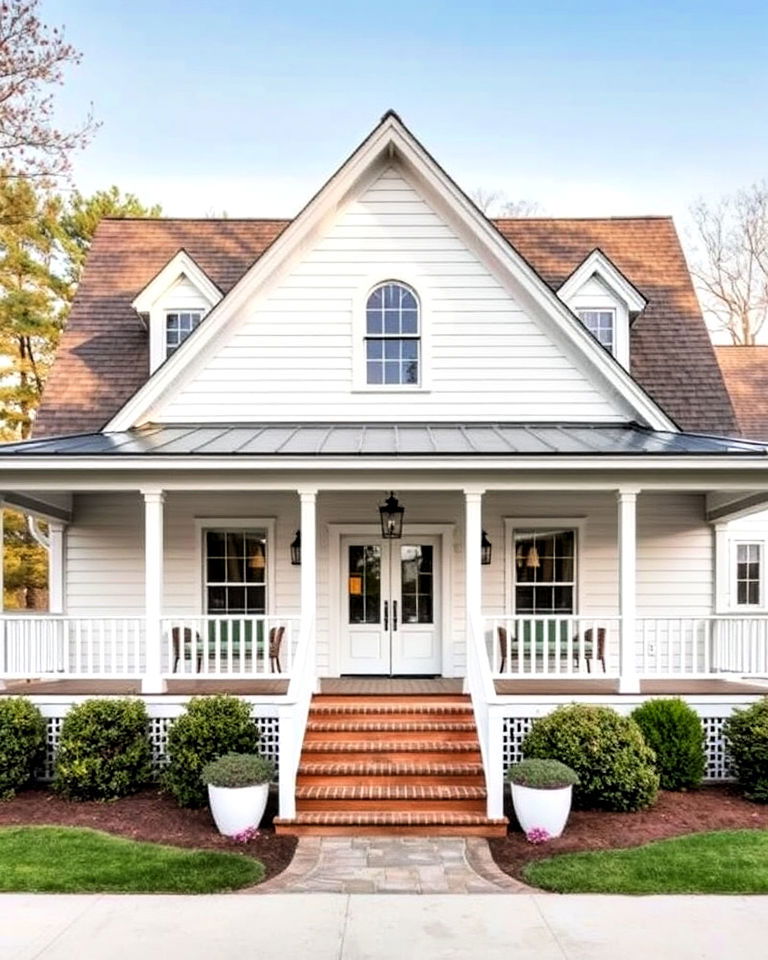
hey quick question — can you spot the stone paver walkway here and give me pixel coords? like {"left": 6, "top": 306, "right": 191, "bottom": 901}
{"left": 252, "top": 836, "right": 528, "bottom": 894}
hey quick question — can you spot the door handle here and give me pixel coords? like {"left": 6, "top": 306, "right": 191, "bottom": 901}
{"left": 393, "top": 600, "right": 398, "bottom": 631}
{"left": 384, "top": 600, "right": 389, "bottom": 630}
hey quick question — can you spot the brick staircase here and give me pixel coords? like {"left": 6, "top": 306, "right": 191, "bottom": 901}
{"left": 274, "top": 693, "right": 508, "bottom": 836}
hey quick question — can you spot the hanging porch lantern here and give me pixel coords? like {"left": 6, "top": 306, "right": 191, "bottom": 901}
{"left": 290, "top": 530, "right": 301, "bottom": 565}
{"left": 379, "top": 491, "right": 405, "bottom": 539}
{"left": 481, "top": 530, "right": 492, "bottom": 566}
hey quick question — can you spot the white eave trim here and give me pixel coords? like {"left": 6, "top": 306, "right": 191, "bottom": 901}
{"left": 105, "top": 114, "right": 676, "bottom": 434}
{"left": 131, "top": 250, "right": 223, "bottom": 315}
{"left": 558, "top": 249, "right": 647, "bottom": 315}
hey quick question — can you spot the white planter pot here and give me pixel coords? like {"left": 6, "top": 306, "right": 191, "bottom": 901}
{"left": 510, "top": 783, "right": 573, "bottom": 839}
{"left": 207, "top": 782, "right": 270, "bottom": 837}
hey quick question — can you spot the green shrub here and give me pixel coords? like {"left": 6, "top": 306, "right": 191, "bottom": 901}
{"left": 506, "top": 758, "right": 578, "bottom": 789}
{"left": 522, "top": 704, "right": 659, "bottom": 812}
{"left": 631, "top": 698, "right": 706, "bottom": 790}
{"left": 201, "top": 753, "right": 274, "bottom": 788}
{"left": 164, "top": 696, "right": 261, "bottom": 807}
{"left": 724, "top": 698, "right": 768, "bottom": 802}
{"left": 0, "top": 698, "right": 46, "bottom": 799}
{"left": 53, "top": 699, "right": 152, "bottom": 800}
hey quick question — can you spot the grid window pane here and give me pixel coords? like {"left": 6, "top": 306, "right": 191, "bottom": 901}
{"left": 365, "top": 282, "right": 420, "bottom": 385}
{"left": 204, "top": 527, "right": 267, "bottom": 614}
{"left": 514, "top": 529, "right": 576, "bottom": 614}
{"left": 401, "top": 544, "right": 434, "bottom": 624}
{"left": 166, "top": 311, "right": 203, "bottom": 356}
{"left": 348, "top": 545, "right": 381, "bottom": 624}
{"left": 578, "top": 310, "right": 615, "bottom": 353}
{"left": 736, "top": 543, "right": 761, "bottom": 606}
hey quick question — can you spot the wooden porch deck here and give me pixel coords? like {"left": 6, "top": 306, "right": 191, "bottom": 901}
{"left": 1, "top": 676, "right": 766, "bottom": 698}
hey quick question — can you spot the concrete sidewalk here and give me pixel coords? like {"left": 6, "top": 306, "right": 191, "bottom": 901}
{"left": 1, "top": 893, "right": 765, "bottom": 960}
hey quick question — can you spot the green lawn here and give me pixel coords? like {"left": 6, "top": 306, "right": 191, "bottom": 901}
{"left": 0, "top": 826, "right": 264, "bottom": 893}
{"left": 525, "top": 830, "right": 768, "bottom": 894}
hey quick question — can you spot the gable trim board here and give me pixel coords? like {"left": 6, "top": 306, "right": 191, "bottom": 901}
{"left": 104, "top": 114, "right": 677, "bottom": 434}
{"left": 558, "top": 248, "right": 647, "bottom": 316}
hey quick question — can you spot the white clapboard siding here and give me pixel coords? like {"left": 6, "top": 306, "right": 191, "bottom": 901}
{"left": 155, "top": 166, "right": 627, "bottom": 424}
{"left": 64, "top": 491, "right": 713, "bottom": 677}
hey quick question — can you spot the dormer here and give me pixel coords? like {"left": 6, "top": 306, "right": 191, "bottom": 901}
{"left": 132, "top": 250, "right": 222, "bottom": 373}
{"left": 557, "top": 249, "right": 646, "bottom": 370}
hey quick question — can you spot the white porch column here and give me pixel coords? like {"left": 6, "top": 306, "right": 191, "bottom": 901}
{"left": 48, "top": 521, "right": 65, "bottom": 615}
{"left": 141, "top": 489, "right": 166, "bottom": 694}
{"left": 617, "top": 488, "right": 640, "bottom": 694}
{"left": 464, "top": 488, "right": 485, "bottom": 629}
{"left": 714, "top": 522, "right": 730, "bottom": 613}
{"left": 0, "top": 501, "right": 5, "bottom": 688}
{"left": 298, "top": 490, "right": 317, "bottom": 632}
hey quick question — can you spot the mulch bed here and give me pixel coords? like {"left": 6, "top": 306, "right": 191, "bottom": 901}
{"left": 489, "top": 784, "right": 768, "bottom": 883}
{"left": 0, "top": 786, "right": 297, "bottom": 882}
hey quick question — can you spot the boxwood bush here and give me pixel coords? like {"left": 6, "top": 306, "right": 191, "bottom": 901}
{"left": 523, "top": 704, "right": 659, "bottom": 812}
{"left": 631, "top": 698, "right": 706, "bottom": 790}
{"left": 724, "top": 698, "right": 768, "bottom": 802}
{"left": 53, "top": 698, "right": 152, "bottom": 800}
{"left": 0, "top": 698, "right": 46, "bottom": 799}
{"left": 164, "top": 696, "right": 261, "bottom": 807}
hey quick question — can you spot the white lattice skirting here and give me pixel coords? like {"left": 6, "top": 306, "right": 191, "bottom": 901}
{"left": 501, "top": 702, "right": 743, "bottom": 782}
{"left": 37, "top": 703, "right": 280, "bottom": 781}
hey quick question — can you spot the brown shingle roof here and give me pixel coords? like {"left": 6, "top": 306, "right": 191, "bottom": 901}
{"left": 34, "top": 215, "right": 737, "bottom": 437}
{"left": 715, "top": 345, "right": 768, "bottom": 441}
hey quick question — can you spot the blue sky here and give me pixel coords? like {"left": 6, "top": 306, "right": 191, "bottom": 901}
{"left": 45, "top": 0, "right": 768, "bottom": 225}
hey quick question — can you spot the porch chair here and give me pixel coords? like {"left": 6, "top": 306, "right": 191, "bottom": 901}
{"left": 572, "top": 627, "right": 607, "bottom": 673}
{"left": 497, "top": 625, "right": 517, "bottom": 672}
{"left": 269, "top": 625, "right": 286, "bottom": 673}
{"left": 171, "top": 626, "right": 203, "bottom": 673}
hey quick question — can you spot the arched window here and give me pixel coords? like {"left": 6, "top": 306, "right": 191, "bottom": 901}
{"left": 365, "top": 282, "right": 420, "bottom": 385}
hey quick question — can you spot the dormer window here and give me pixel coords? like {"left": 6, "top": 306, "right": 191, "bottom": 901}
{"left": 578, "top": 309, "right": 615, "bottom": 354}
{"left": 365, "top": 282, "right": 420, "bottom": 385}
{"left": 166, "top": 310, "right": 203, "bottom": 357}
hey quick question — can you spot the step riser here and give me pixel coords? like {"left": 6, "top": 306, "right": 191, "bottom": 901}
{"left": 275, "top": 824, "right": 508, "bottom": 838}
{"left": 297, "top": 775, "right": 486, "bottom": 788}
{"left": 308, "top": 714, "right": 473, "bottom": 724}
{"left": 296, "top": 799, "right": 486, "bottom": 813}
{"left": 305, "top": 730, "right": 479, "bottom": 742}
{"left": 312, "top": 696, "right": 470, "bottom": 705}
{"left": 300, "top": 751, "right": 483, "bottom": 764}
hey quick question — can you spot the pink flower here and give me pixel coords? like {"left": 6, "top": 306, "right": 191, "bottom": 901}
{"left": 230, "top": 826, "right": 261, "bottom": 844}
{"left": 526, "top": 827, "right": 551, "bottom": 845}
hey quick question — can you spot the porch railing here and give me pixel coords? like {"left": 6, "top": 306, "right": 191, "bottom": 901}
{"left": 638, "top": 616, "right": 768, "bottom": 677}
{"left": 467, "top": 612, "right": 504, "bottom": 819}
{"left": 485, "top": 615, "right": 620, "bottom": 678}
{"left": 0, "top": 616, "right": 144, "bottom": 678}
{"left": 278, "top": 614, "right": 317, "bottom": 819}
{"left": 161, "top": 615, "right": 301, "bottom": 678}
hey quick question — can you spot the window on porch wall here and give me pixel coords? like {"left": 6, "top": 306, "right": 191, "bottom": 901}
{"left": 736, "top": 542, "right": 761, "bottom": 606}
{"left": 204, "top": 529, "right": 267, "bottom": 614}
{"left": 513, "top": 529, "right": 576, "bottom": 614}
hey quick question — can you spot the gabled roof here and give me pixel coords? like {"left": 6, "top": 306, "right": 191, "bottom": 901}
{"left": 715, "top": 345, "right": 768, "bottom": 441}
{"left": 132, "top": 248, "right": 222, "bottom": 316}
{"left": 33, "top": 152, "right": 738, "bottom": 438}
{"left": 102, "top": 114, "right": 674, "bottom": 433}
{"left": 557, "top": 248, "right": 647, "bottom": 315}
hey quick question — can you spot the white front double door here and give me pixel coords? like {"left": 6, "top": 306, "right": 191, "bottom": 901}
{"left": 339, "top": 535, "right": 442, "bottom": 675}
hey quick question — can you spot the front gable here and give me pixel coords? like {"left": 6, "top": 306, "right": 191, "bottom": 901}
{"left": 106, "top": 114, "right": 676, "bottom": 432}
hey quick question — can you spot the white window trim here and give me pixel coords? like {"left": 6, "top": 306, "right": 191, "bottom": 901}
{"left": 504, "top": 517, "right": 586, "bottom": 616}
{"left": 731, "top": 538, "right": 765, "bottom": 610}
{"left": 164, "top": 309, "right": 205, "bottom": 360}
{"left": 576, "top": 306, "right": 625, "bottom": 365}
{"left": 194, "top": 517, "right": 276, "bottom": 617}
{"left": 352, "top": 269, "right": 432, "bottom": 392}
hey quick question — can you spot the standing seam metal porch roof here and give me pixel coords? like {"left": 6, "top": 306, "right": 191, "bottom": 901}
{"left": 0, "top": 423, "right": 766, "bottom": 457}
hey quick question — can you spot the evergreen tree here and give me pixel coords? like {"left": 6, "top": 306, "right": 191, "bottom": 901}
{"left": 2, "top": 509, "right": 47, "bottom": 609}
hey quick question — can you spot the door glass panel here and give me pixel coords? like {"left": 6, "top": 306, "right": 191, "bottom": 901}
{"left": 401, "top": 544, "right": 434, "bottom": 624}
{"left": 348, "top": 545, "right": 381, "bottom": 624}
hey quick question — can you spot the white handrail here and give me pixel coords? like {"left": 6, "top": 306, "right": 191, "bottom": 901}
{"left": 467, "top": 612, "right": 503, "bottom": 819}
{"left": 277, "top": 614, "right": 316, "bottom": 819}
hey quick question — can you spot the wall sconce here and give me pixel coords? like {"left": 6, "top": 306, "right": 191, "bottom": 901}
{"left": 290, "top": 530, "right": 301, "bottom": 565}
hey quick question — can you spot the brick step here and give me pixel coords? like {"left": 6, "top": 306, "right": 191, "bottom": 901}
{"left": 296, "top": 784, "right": 486, "bottom": 801}
{"left": 298, "top": 751, "right": 482, "bottom": 765}
{"left": 309, "top": 702, "right": 473, "bottom": 717}
{"left": 297, "top": 797, "right": 486, "bottom": 814}
{"left": 297, "top": 761, "right": 485, "bottom": 788}
{"left": 312, "top": 695, "right": 470, "bottom": 704}
{"left": 274, "top": 811, "right": 508, "bottom": 837}
{"left": 305, "top": 720, "right": 478, "bottom": 737}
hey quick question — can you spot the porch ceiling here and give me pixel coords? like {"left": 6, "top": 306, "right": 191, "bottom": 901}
{"left": 2, "top": 422, "right": 767, "bottom": 458}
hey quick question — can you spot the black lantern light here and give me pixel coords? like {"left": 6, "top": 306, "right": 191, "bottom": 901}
{"left": 481, "top": 530, "right": 492, "bottom": 566}
{"left": 290, "top": 530, "right": 302, "bottom": 565}
{"left": 379, "top": 491, "right": 405, "bottom": 539}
